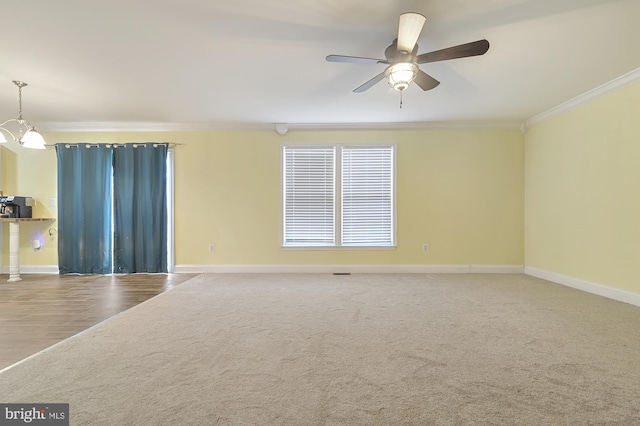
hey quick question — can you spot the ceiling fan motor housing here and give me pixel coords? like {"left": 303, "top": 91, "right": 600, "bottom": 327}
{"left": 385, "top": 39, "right": 419, "bottom": 63}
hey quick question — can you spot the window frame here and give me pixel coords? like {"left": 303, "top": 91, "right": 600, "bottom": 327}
{"left": 281, "top": 142, "right": 396, "bottom": 250}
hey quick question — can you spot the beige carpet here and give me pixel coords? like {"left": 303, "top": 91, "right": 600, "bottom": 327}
{"left": 1, "top": 273, "right": 639, "bottom": 425}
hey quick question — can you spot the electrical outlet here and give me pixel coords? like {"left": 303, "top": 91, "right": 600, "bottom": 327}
{"left": 208, "top": 243, "right": 215, "bottom": 252}
{"left": 422, "top": 243, "right": 429, "bottom": 253}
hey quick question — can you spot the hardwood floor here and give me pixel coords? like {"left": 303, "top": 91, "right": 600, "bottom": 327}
{"left": 0, "top": 273, "right": 198, "bottom": 370}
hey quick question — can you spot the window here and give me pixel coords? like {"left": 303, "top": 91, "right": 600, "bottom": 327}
{"left": 282, "top": 144, "right": 395, "bottom": 248}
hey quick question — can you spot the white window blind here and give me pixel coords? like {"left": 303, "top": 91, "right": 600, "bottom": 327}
{"left": 341, "top": 146, "right": 394, "bottom": 246}
{"left": 283, "top": 147, "right": 335, "bottom": 246}
{"left": 282, "top": 144, "right": 395, "bottom": 248}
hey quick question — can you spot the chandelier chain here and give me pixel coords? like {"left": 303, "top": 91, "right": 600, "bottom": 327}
{"left": 18, "top": 85, "right": 23, "bottom": 120}
{"left": 11, "top": 80, "right": 28, "bottom": 120}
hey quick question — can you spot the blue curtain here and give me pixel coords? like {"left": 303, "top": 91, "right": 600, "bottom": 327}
{"left": 56, "top": 144, "right": 113, "bottom": 274}
{"left": 113, "top": 144, "right": 168, "bottom": 273}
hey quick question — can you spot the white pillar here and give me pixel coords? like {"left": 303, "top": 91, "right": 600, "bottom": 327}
{"left": 8, "top": 221, "right": 21, "bottom": 282}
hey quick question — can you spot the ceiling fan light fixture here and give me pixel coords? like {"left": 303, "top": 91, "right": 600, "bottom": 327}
{"left": 385, "top": 62, "right": 418, "bottom": 91}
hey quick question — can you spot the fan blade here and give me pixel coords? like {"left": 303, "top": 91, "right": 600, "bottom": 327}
{"left": 326, "top": 55, "right": 387, "bottom": 64}
{"left": 416, "top": 39, "right": 490, "bottom": 64}
{"left": 353, "top": 72, "right": 386, "bottom": 93}
{"left": 397, "top": 12, "right": 426, "bottom": 53}
{"left": 413, "top": 70, "right": 440, "bottom": 91}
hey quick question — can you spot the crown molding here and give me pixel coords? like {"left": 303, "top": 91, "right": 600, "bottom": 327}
{"left": 524, "top": 67, "right": 640, "bottom": 130}
{"left": 283, "top": 121, "right": 522, "bottom": 131}
{"left": 38, "top": 122, "right": 274, "bottom": 132}
{"left": 38, "top": 120, "right": 522, "bottom": 133}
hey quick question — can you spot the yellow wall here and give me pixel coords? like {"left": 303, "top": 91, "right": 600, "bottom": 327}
{"left": 10, "top": 145, "right": 58, "bottom": 266}
{"left": 11, "top": 128, "right": 524, "bottom": 267}
{"left": 1, "top": 145, "right": 18, "bottom": 194}
{"left": 525, "top": 80, "right": 640, "bottom": 293}
{"left": 1, "top": 146, "right": 19, "bottom": 267}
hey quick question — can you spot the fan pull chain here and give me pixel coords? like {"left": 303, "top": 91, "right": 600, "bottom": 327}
{"left": 400, "top": 90, "right": 403, "bottom": 109}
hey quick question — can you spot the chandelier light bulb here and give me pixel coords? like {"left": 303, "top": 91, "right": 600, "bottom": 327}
{"left": 21, "top": 128, "right": 47, "bottom": 149}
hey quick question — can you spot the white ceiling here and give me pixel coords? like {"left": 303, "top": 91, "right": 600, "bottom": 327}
{"left": 1, "top": 0, "right": 639, "bottom": 131}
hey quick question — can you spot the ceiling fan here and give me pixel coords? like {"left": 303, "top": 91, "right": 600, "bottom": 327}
{"left": 326, "top": 13, "right": 490, "bottom": 94}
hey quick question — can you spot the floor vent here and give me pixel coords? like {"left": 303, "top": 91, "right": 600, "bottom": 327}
{"left": 332, "top": 272, "right": 351, "bottom": 275}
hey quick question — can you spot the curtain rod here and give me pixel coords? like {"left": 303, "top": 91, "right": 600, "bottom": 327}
{"left": 56, "top": 142, "right": 181, "bottom": 148}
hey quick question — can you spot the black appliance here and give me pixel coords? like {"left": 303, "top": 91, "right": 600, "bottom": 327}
{"left": 0, "top": 196, "right": 33, "bottom": 218}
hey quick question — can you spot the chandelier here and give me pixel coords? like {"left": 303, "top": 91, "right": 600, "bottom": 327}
{"left": 0, "top": 81, "right": 47, "bottom": 149}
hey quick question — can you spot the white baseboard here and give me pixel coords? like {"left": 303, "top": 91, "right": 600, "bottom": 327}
{"left": 0, "top": 265, "right": 59, "bottom": 274}
{"left": 525, "top": 266, "right": 640, "bottom": 308}
{"left": 174, "top": 264, "right": 524, "bottom": 274}
{"left": 468, "top": 265, "right": 524, "bottom": 274}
